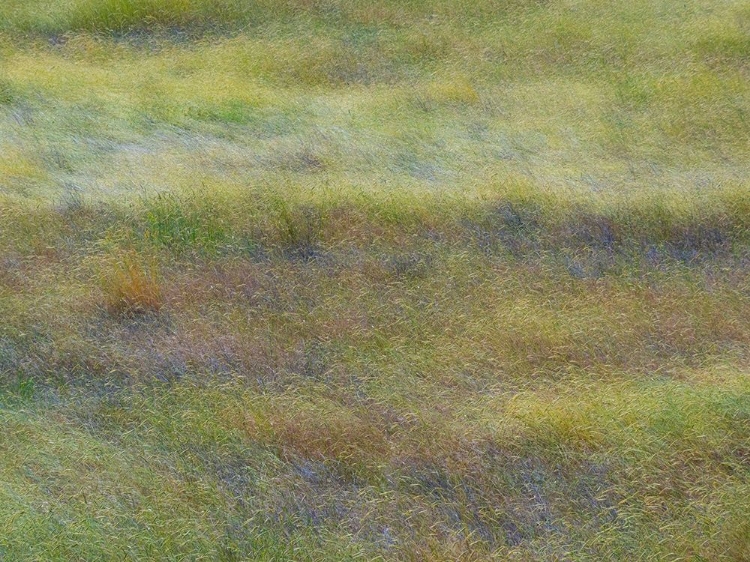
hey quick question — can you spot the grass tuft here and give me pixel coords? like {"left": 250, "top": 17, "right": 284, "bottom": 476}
{"left": 101, "top": 250, "right": 163, "bottom": 317}
{"left": 140, "top": 191, "right": 230, "bottom": 253}
{"left": 271, "top": 201, "right": 324, "bottom": 261}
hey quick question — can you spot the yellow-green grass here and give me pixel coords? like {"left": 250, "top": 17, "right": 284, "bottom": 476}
{"left": 1, "top": 0, "right": 750, "bottom": 559}
{"left": 0, "top": 0, "right": 748, "bottom": 205}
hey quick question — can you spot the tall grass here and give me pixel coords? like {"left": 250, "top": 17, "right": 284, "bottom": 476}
{"left": 101, "top": 250, "right": 163, "bottom": 316}
{"left": 2, "top": 185, "right": 749, "bottom": 559}
{"left": 1, "top": 0, "right": 749, "bottom": 559}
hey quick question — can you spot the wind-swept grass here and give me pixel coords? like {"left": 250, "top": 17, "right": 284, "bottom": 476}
{"left": 2, "top": 183, "right": 749, "bottom": 559}
{"left": 100, "top": 250, "right": 163, "bottom": 316}
{"left": 1, "top": 0, "right": 749, "bottom": 559}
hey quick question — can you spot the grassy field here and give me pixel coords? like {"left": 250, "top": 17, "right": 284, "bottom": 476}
{"left": 1, "top": 0, "right": 749, "bottom": 560}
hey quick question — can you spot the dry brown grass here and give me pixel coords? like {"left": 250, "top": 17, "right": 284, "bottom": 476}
{"left": 101, "top": 250, "right": 163, "bottom": 317}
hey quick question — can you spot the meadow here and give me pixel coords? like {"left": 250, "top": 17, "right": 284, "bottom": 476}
{"left": 0, "top": 0, "right": 749, "bottom": 559}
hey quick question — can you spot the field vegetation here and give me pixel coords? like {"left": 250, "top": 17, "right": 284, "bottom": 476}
{"left": 1, "top": 0, "right": 749, "bottom": 559}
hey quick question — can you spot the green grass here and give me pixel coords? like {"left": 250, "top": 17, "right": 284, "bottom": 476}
{"left": 1, "top": 0, "right": 749, "bottom": 560}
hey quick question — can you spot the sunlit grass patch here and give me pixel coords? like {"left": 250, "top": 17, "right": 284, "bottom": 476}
{"left": 424, "top": 76, "right": 481, "bottom": 107}
{"left": 0, "top": 146, "right": 48, "bottom": 185}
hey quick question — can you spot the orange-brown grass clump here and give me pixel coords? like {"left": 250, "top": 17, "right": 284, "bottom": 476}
{"left": 101, "top": 251, "right": 163, "bottom": 317}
